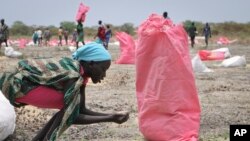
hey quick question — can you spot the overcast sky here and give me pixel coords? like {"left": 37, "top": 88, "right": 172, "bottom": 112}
{"left": 1, "top": 0, "right": 250, "bottom": 27}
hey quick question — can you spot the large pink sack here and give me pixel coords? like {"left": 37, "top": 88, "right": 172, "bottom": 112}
{"left": 115, "top": 32, "right": 135, "bottom": 64}
{"left": 136, "top": 14, "right": 201, "bottom": 141}
{"left": 198, "top": 50, "right": 225, "bottom": 61}
{"left": 75, "top": 3, "right": 89, "bottom": 22}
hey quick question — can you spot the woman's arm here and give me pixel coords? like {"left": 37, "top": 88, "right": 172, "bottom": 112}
{"left": 79, "top": 85, "right": 111, "bottom": 116}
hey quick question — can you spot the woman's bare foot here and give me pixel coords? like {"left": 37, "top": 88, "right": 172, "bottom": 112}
{"left": 113, "top": 111, "right": 129, "bottom": 124}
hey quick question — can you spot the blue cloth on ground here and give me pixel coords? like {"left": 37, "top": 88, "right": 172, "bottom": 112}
{"left": 72, "top": 42, "right": 111, "bottom": 61}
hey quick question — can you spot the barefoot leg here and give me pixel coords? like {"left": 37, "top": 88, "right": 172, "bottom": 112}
{"left": 73, "top": 112, "right": 129, "bottom": 125}
{"left": 41, "top": 110, "right": 64, "bottom": 141}
{"left": 73, "top": 114, "right": 114, "bottom": 124}
{"left": 32, "top": 112, "right": 59, "bottom": 141}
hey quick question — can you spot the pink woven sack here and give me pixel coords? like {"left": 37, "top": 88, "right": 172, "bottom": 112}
{"left": 199, "top": 50, "right": 225, "bottom": 61}
{"left": 19, "top": 38, "right": 27, "bottom": 48}
{"left": 217, "top": 36, "right": 230, "bottom": 45}
{"left": 75, "top": 3, "right": 89, "bottom": 22}
{"left": 115, "top": 32, "right": 135, "bottom": 64}
{"left": 136, "top": 14, "right": 201, "bottom": 141}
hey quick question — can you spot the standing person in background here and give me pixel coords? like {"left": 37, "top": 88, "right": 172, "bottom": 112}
{"left": 58, "top": 26, "right": 63, "bottom": 46}
{"left": 71, "top": 28, "right": 78, "bottom": 45}
{"left": 44, "top": 28, "right": 51, "bottom": 46}
{"left": 37, "top": 28, "right": 43, "bottom": 47}
{"left": 163, "top": 11, "right": 169, "bottom": 19}
{"left": 94, "top": 20, "right": 106, "bottom": 48}
{"left": 76, "top": 20, "right": 85, "bottom": 49}
{"left": 162, "top": 11, "right": 174, "bottom": 26}
{"left": 188, "top": 22, "right": 197, "bottom": 48}
{"left": 105, "top": 24, "right": 112, "bottom": 49}
{"left": 0, "top": 19, "right": 9, "bottom": 48}
{"left": 203, "top": 23, "right": 212, "bottom": 47}
{"left": 32, "top": 29, "right": 38, "bottom": 46}
{"left": 64, "top": 29, "right": 69, "bottom": 46}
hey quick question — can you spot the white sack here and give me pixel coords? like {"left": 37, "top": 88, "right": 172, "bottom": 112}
{"left": 0, "top": 91, "right": 16, "bottom": 141}
{"left": 212, "top": 47, "right": 231, "bottom": 58}
{"left": 68, "top": 46, "right": 76, "bottom": 52}
{"left": 221, "top": 56, "right": 246, "bottom": 67}
{"left": 4, "top": 47, "right": 22, "bottom": 58}
{"left": 192, "top": 55, "right": 213, "bottom": 73}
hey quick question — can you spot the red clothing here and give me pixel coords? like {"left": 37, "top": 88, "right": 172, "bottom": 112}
{"left": 97, "top": 26, "right": 106, "bottom": 41}
{"left": 16, "top": 86, "right": 64, "bottom": 109}
{"left": 15, "top": 66, "right": 88, "bottom": 109}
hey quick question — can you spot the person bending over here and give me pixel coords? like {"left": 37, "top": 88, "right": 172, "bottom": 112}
{"left": 0, "top": 42, "right": 129, "bottom": 141}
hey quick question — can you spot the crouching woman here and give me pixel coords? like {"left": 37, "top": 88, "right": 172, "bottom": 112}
{"left": 0, "top": 42, "right": 129, "bottom": 141}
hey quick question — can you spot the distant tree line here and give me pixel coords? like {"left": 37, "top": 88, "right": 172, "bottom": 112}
{"left": 8, "top": 20, "right": 250, "bottom": 41}
{"left": 183, "top": 20, "right": 250, "bottom": 37}
{"left": 8, "top": 21, "right": 136, "bottom": 39}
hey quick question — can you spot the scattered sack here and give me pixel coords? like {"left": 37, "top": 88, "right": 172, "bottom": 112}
{"left": 0, "top": 90, "right": 16, "bottom": 140}
{"left": 115, "top": 32, "right": 135, "bottom": 64}
{"left": 4, "top": 46, "right": 22, "bottom": 58}
{"left": 212, "top": 47, "right": 231, "bottom": 58}
{"left": 199, "top": 50, "right": 225, "bottom": 61}
{"left": 109, "top": 41, "right": 119, "bottom": 46}
{"left": 192, "top": 55, "right": 213, "bottom": 73}
{"left": 217, "top": 36, "right": 238, "bottom": 45}
{"left": 19, "top": 38, "right": 28, "bottom": 48}
{"left": 217, "top": 36, "right": 230, "bottom": 45}
{"left": 68, "top": 46, "right": 76, "bottom": 52}
{"left": 26, "top": 41, "right": 35, "bottom": 46}
{"left": 221, "top": 56, "right": 246, "bottom": 67}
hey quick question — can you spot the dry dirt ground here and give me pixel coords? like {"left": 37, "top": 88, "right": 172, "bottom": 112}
{"left": 1, "top": 43, "right": 250, "bottom": 141}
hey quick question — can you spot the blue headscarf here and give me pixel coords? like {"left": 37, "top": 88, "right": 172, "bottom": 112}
{"left": 72, "top": 42, "right": 111, "bottom": 61}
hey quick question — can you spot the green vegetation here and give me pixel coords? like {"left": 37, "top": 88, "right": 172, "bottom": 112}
{"left": 8, "top": 21, "right": 136, "bottom": 39}
{"left": 7, "top": 20, "right": 250, "bottom": 44}
{"left": 183, "top": 20, "right": 250, "bottom": 44}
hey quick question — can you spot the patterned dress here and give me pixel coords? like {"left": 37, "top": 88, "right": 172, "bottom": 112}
{"left": 0, "top": 57, "right": 86, "bottom": 141}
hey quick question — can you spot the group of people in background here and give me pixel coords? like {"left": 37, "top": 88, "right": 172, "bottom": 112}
{"left": 93, "top": 20, "right": 112, "bottom": 49}
{"left": 58, "top": 26, "right": 69, "bottom": 46}
{"left": 187, "top": 22, "right": 212, "bottom": 48}
{"left": 32, "top": 28, "right": 51, "bottom": 47}
{"left": 74, "top": 19, "right": 113, "bottom": 49}
{"left": 2, "top": 16, "right": 213, "bottom": 50}
{"left": 30, "top": 20, "right": 113, "bottom": 49}
{"left": 163, "top": 11, "right": 212, "bottom": 48}
{"left": 67, "top": 19, "right": 113, "bottom": 49}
